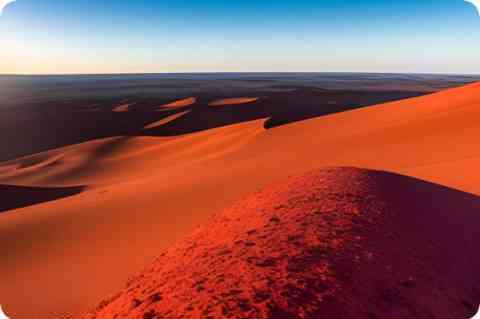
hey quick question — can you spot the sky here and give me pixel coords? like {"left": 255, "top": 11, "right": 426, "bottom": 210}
{"left": 0, "top": 0, "right": 479, "bottom": 74}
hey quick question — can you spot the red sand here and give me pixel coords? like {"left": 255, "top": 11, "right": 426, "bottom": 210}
{"left": 0, "top": 184, "right": 84, "bottom": 213}
{"left": 143, "top": 110, "right": 191, "bottom": 130}
{"left": 0, "top": 83, "right": 480, "bottom": 318}
{"left": 209, "top": 97, "right": 259, "bottom": 106}
{"left": 76, "top": 168, "right": 480, "bottom": 319}
{"left": 112, "top": 103, "right": 133, "bottom": 113}
{"left": 161, "top": 97, "right": 197, "bottom": 109}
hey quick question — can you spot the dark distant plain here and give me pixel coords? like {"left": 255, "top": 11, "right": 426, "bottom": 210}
{"left": 1, "top": 72, "right": 479, "bottom": 107}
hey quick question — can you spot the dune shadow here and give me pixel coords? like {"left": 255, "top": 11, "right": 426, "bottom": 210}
{"left": 321, "top": 168, "right": 480, "bottom": 319}
{"left": 0, "top": 184, "right": 85, "bottom": 213}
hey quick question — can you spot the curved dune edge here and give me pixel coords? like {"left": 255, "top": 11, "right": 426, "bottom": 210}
{"left": 112, "top": 103, "right": 133, "bottom": 113}
{"left": 209, "top": 97, "right": 259, "bottom": 106}
{"left": 0, "top": 119, "right": 266, "bottom": 187}
{"left": 143, "top": 110, "right": 191, "bottom": 130}
{"left": 75, "top": 167, "right": 480, "bottom": 319}
{"left": 161, "top": 97, "right": 197, "bottom": 109}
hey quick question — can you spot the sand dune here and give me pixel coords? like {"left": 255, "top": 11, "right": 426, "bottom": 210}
{"left": 143, "top": 110, "right": 191, "bottom": 130}
{"left": 112, "top": 103, "right": 133, "bottom": 113}
{"left": 209, "top": 97, "right": 259, "bottom": 106}
{"left": 0, "top": 82, "right": 479, "bottom": 318}
{"left": 0, "top": 119, "right": 264, "bottom": 187}
{"left": 77, "top": 167, "right": 480, "bottom": 319}
{"left": 161, "top": 97, "right": 197, "bottom": 109}
{"left": 0, "top": 88, "right": 422, "bottom": 161}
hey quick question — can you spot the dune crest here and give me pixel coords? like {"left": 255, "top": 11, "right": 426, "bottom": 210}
{"left": 161, "top": 97, "right": 197, "bottom": 109}
{"left": 0, "top": 119, "right": 266, "bottom": 187}
{"left": 112, "top": 103, "right": 133, "bottom": 113}
{"left": 209, "top": 97, "right": 259, "bottom": 106}
{"left": 0, "top": 184, "right": 84, "bottom": 214}
{"left": 143, "top": 110, "right": 191, "bottom": 130}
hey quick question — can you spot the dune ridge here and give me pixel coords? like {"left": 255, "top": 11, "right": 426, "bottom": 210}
{"left": 112, "top": 103, "right": 133, "bottom": 113}
{"left": 143, "top": 110, "right": 191, "bottom": 130}
{"left": 209, "top": 97, "right": 260, "bottom": 106}
{"left": 0, "top": 82, "right": 480, "bottom": 319}
{"left": 161, "top": 97, "right": 197, "bottom": 109}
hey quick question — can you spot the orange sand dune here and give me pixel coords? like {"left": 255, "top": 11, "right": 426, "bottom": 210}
{"left": 143, "top": 110, "right": 191, "bottom": 130}
{"left": 161, "top": 97, "right": 197, "bottom": 109}
{"left": 112, "top": 103, "right": 134, "bottom": 112}
{"left": 209, "top": 97, "right": 259, "bottom": 106}
{"left": 77, "top": 168, "right": 480, "bottom": 319}
{"left": 0, "top": 119, "right": 264, "bottom": 187}
{"left": 0, "top": 83, "right": 480, "bottom": 319}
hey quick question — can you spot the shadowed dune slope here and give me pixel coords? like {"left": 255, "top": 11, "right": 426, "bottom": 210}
{"left": 1, "top": 82, "right": 480, "bottom": 319}
{"left": 0, "top": 184, "right": 84, "bottom": 213}
{"left": 0, "top": 89, "right": 422, "bottom": 162}
{"left": 77, "top": 168, "right": 480, "bottom": 319}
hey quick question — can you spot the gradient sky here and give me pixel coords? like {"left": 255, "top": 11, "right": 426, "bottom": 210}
{"left": 0, "top": 0, "right": 479, "bottom": 74}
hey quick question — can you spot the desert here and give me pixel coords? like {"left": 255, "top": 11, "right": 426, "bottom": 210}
{"left": 0, "top": 74, "right": 479, "bottom": 319}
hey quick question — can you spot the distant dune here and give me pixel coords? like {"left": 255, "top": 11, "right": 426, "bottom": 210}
{"left": 112, "top": 103, "right": 133, "bottom": 112}
{"left": 0, "top": 89, "right": 426, "bottom": 161}
{"left": 0, "top": 184, "right": 84, "bottom": 213}
{"left": 0, "top": 82, "right": 479, "bottom": 319}
{"left": 209, "top": 97, "right": 260, "bottom": 106}
{"left": 161, "top": 97, "right": 197, "bottom": 109}
{"left": 143, "top": 110, "right": 191, "bottom": 130}
{"left": 76, "top": 168, "right": 480, "bottom": 319}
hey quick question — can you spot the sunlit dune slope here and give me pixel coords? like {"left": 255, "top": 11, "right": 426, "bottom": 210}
{"left": 209, "top": 97, "right": 259, "bottom": 106}
{"left": 2, "top": 82, "right": 480, "bottom": 191}
{"left": 77, "top": 168, "right": 480, "bottom": 319}
{"left": 0, "top": 119, "right": 265, "bottom": 187}
{"left": 143, "top": 110, "right": 191, "bottom": 130}
{"left": 0, "top": 82, "right": 479, "bottom": 319}
{"left": 112, "top": 103, "right": 133, "bottom": 113}
{"left": 161, "top": 97, "right": 197, "bottom": 109}
{"left": 0, "top": 89, "right": 423, "bottom": 161}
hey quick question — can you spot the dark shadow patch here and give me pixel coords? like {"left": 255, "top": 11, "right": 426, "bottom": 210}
{"left": 0, "top": 184, "right": 85, "bottom": 213}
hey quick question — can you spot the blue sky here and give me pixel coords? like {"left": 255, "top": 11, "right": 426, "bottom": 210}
{"left": 0, "top": 0, "right": 479, "bottom": 74}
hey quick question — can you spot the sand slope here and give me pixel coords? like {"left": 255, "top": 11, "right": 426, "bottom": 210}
{"left": 161, "top": 97, "right": 197, "bottom": 109}
{"left": 0, "top": 82, "right": 479, "bottom": 318}
{"left": 78, "top": 168, "right": 480, "bottom": 319}
{"left": 112, "top": 103, "right": 134, "bottom": 113}
{"left": 209, "top": 97, "right": 260, "bottom": 106}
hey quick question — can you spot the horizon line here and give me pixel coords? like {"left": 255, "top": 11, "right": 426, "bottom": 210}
{"left": 1, "top": 71, "right": 480, "bottom": 77}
